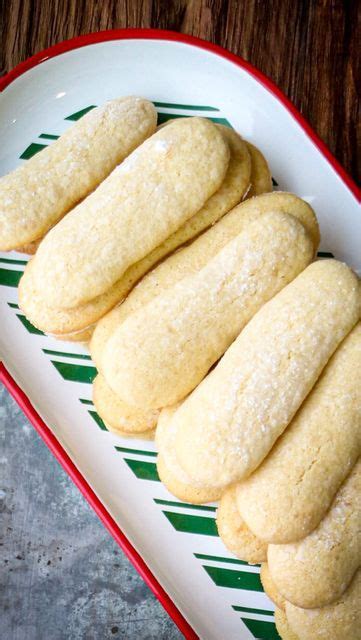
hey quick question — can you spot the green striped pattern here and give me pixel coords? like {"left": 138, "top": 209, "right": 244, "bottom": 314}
{"left": 0, "top": 257, "right": 27, "bottom": 288}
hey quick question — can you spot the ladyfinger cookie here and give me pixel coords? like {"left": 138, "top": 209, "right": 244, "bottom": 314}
{"left": 156, "top": 406, "right": 222, "bottom": 504}
{"left": 216, "top": 487, "right": 268, "bottom": 563}
{"left": 267, "top": 458, "right": 361, "bottom": 609}
{"left": 236, "top": 322, "right": 361, "bottom": 543}
{"left": 274, "top": 609, "right": 301, "bottom": 640}
{"left": 284, "top": 568, "right": 361, "bottom": 640}
{"left": 171, "top": 260, "right": 360, "bottom": 491}
{"left": 92, "top": 192, "right": 316, "bottom": 435}
{"left": 244, "top": 142, "right": 272, "bottom": 197}
{"left": 0, "top": 97, "right": 157, "bottom": 251}
{"left": 102, "top": 211, "right": 314, "bottom": 409}
{"left": 25, "top": 117, "right": 230, "bottom": 310}
{"left": 260, "top": 564, "right": 286, "bottom": 611}
{"left": 18, "top": 125, "right": 249, "bottom": 336}
{"left": 93, "top": 374, "right": 159, "bottom": 434}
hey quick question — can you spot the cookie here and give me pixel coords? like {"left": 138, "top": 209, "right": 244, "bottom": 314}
{"left": 285, "top": 568, "right": 361, "bottom": 640}
{"left": 102, "top": 210, "right": 314, "bottom": 409}
{"left": 244, "top": 141, "right": 272, "bottom": 197}
{"left": 274, "top": 609, "right": 299, "bottom": 640}
{"left": 26, "top": 117, "right": 230, "bottom": 310}
{"left": 171, "top": 260, "right": 360, "bottom": 491}
{"left": 260, "top": 563, "right": 286, "bottom": 611}
{"left": 156, "top": 406, "right": 221, "bottom": 504}
{"left": 267, "top": 458, "right": 361, "bottom": 608}
{"left": 103, "top": 419, "right": 155, "bottom": 441}
{"left": 19, "top": 123, "right": 251, "bottom": 336}
{"left": 236, "top": 322, "right": 361, "bottom": 543}
{"left": 16, "top": 238, "right": 42, "bottom": 255}
{"left": 93, "top": 374, "right": 159, "bottom": 434}
{"left": 216, "top": 487, "right": 268, "bottom": 563}
{"left": 0, "top": 97, "right": 157, "bottom": 251}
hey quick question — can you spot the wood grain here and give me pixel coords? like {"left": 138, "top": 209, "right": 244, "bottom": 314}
{"left": 1, "top": 0, "right": 359, "bottom": 182}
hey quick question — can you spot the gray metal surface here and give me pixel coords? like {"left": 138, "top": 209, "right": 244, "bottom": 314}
{"left": 0, "top": 385, "right": 182, "bottom": 640}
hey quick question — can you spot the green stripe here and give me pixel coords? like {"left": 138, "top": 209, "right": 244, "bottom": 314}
{"left": 0, "top": 258, "right": 27, "bottom": 265}
{"left": 242, "top": 618, "right": 280, "bottom": 640}
{"left": 317, "top": 251, "right": 334, "bottom": 258}
{"left": 124, "top": 458, "right": 160, "bottom": 481}
{"left": 203, "top": 566, "right": 263, "bottom": 591}
{"left": 163, "top": 512, "right": 218, "bottom": 536}
{"left": 39, "top": 133, "right": 59, "bottom": 140}
{"left": 43, "top": 348, "right": 92, "bottom": 360}
{"left": 51, "top": 361, "right": 96, "bottom": 384}
{"left": 194, "top": 553, "right": 252, "bottom": 566}
{"left": 232, "top": 605, "right": 274, "bottom": 616}
{"left": 16, "top": 314, "right": 44, "bottom": 335}
{"left": 20, "top": 143, "right": 47, "bottom": 159}
{"left": 156, "top": 112, "right": 231, "bottom": 127}
{"left": 88, "top": 410, "right": 108, "bottom": 431}
{"left": 115, "top": 446, "right": 157, "bottom": 457}
{"left": 80, "top": 398, "right": 93, "bottom": 405}
{"left": 8, "top": 302, "right": 20, "bottom": 308}
{"left": 0, "top": 268, "right": 23, "bottom": 287}
{"left": 153, "top": 101, "right": 219, "bottom": 112}
{"left": 65, "top": 106, "right": 97, "bottom": 121}
{"left": 154, "top": 499, "right": 216, "bottom": 512}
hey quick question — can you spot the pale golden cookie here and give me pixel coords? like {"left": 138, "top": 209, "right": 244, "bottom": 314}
{"left": 216, "top": 487, "right": 267, "bottom": 563}
{"left": 93, "top": 374, "right": 159, "bottom": 434}
{"left": 274, "top": 609, "right": 299, "bottom": 640}
{"left": 0, "top": 97, "right": 157, "bottom": 251}
{"left": 268, "top": 458, "right": 361, "bottom": 609}
{"left": 172, "top": 260, "right": 360, "bottom": 491}
{"left": 157, "top": 455, "right": 221, "bottom": 504}
{"left": 28, "top": 117, "right": 229, "bottom": 310}
{"left": 245, "top": 141, "right": 272, "bottom": 197}
{"left": 260, "top": 564, "right": 286, "bottom": 611}
{"left": 103, "top": 210, "right": 313, "bottom": 409}
{"left": 104, "top": 420, "right": 155, "bottom": 440}
{"left": 285, "top": 568, "right": 361, "bottom": 640}
{"left": 236, "top": 322, "right": 361, "bottom": 543}
{"left": 16, "top": 238, "right": 42, "bottom": 255}
{"left": 156, "top": 406, "right": 221, "bottom": 504}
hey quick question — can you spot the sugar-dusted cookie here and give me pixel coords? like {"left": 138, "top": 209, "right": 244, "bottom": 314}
{"left": 236, "top": 322, "right": 361, "bottom": 543}
{"left": 156, "top": 406, "right": 221, "bottom": 504}
{"left": 274, "top": 609, "right": 299, "bottom": 640}
{"left": 216, "top": 487, "right": 268, "bottom": 563}
{"left": 26, "top": 117, "right": 230, "bottom": 310}
{"left": 172, "top": 260, "right": 360, "bottom": 491}
{"left": 267, "top": 458, "right": 361, "bottom": 608}
{"left": 244, "top": 141, "right": 272, "bottom": 197}
{"left": 285, "top": 568, "right": 361, "bottom": 640}
{"left": 0, "top": 97, "right": 157, "bottom": 251}
{"left": 103, "top": 210, "right": 314, "bottom": 409}
{"left": 93, "top": 374, "right": 159, "bottom": 434}
{"left": 260, "top": 564, "right": 285, "bottom": 611}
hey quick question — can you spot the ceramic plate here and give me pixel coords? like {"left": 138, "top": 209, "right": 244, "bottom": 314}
{"left": 0, "top": 29, "right": 360, "bottom": 640}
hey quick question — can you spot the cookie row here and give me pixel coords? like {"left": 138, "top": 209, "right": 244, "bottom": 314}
{"left": 14, "top": 114, "right": 269, "bottom": 338}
